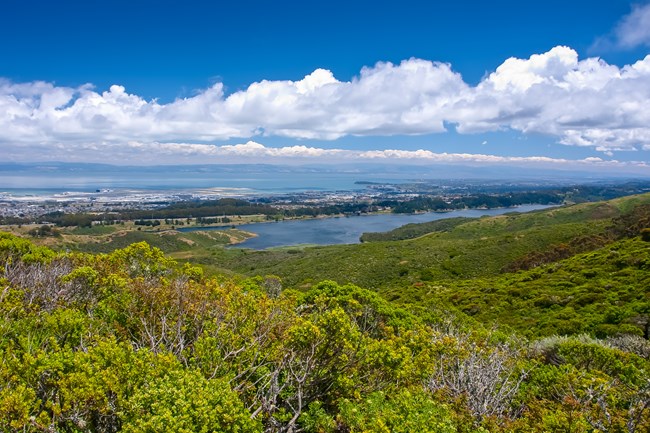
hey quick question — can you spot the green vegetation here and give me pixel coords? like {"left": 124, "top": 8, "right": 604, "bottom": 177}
{"left": 360, "top": 216, "right": 472, "bottom": 242}
{"left": 1, "top": 234, "right": 649, "bottom": 432}
{"left": 396, "top": 236, "right": 650, "bottom": 338}
{"left": 27, "top": 224, "right": 62, "bottom": 238}
{"left": 377, "top": 190, "right": 561, "bottom": 213}
{"left": 63, "top": 228, "right": 253, "bottom": 255}
{"left": 70, "top": 225, "right": 118, "bottom": 235}
{"left": 2, "top": 192, "right": 650, "bottom": 431}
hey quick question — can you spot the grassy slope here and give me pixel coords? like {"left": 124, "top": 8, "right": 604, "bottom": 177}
{"left": 219, "top": 198, "right": 640, "bottom": 289}
{"left": 359, "top": 216, "right": 472, "bottom": 242}
{"left": 22, "top": 225, "right": 254, "bottom": 268}
{"left": 398, "top": 236, "right": 650, "bottom": 338}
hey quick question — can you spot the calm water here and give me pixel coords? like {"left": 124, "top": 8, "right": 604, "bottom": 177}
{"left": 179, "top": 204, "right": 553, "bottom": 249}
{"left": 0, "top": 173, "right": 365, "bottom": 195}
{"left": 0, "top": 165, "right": 418, "bottom": 196}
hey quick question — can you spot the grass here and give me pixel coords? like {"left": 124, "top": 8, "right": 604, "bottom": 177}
{"left": 70, "top": 225, "right": 118, "bottom": 235}
{"left": 360, "top": 217, "right": 472, "bottom": 242}
{"left": 42, "top": 227, "right": 256, "bottom": 257}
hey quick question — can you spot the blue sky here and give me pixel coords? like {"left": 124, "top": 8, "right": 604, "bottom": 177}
{"left": 2, "top": 0, "right": 650, "bottom": 174}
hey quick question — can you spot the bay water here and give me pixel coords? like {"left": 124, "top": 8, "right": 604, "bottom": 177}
{"left": 180, "top": 204, "right": 552, "bottom": 249}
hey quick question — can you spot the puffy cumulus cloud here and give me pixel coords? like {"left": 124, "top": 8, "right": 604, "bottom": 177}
{"left": 451, "top": 47, "right": 650, "bottom": 150}
{"left": 2, "top": 47, "right": 650, "bottom": 153}
{"left": 219, "top": 141, "right": 341, "bottom": 158}
{"left": 483, "top": 46, "right": 579, "bottom": 92}
{"left": 0, "top": 60, "right": 465, "bottom": 144}
{"left": 222, "top": 59, "right": 465, "bottom": 139}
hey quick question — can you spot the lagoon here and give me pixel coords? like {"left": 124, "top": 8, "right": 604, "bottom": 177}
{"left": 179, "top": 204, "right": 553, "bottom": 250}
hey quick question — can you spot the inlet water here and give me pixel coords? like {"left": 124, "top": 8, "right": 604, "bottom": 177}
{"left": 179, "top": 204, "right": 553, "bottom": 250}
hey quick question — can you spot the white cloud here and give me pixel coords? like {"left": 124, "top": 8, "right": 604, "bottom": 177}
{"left": 9, "top": 139, "right": 640, "bottom": 174}
{"left": 611, "top": 3, "right": 650, "bottom": 49}
{"left": 450, "top": 48, "right": 650, "bottom": 150}
{"left": 483, "top": 46, "right": 579, "bottom": 92}
{"left": 1, "top": 47, "right": 650, "bottom": 154}
{"left": 591, "top": 3, "right": 650, "bottom": 52}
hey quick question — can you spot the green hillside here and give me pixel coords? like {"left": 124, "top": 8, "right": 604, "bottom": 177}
{"left": 394, "top": 236, "right": 650, "bottom": 338}
{"left": 359, "top": 216, "right": 474, "bottom": 242}
{"left": 1, "top": 233, "right": 649, "bottom": 432}
{"left": 220, "top": 194, "right": 650, "bottom": 289}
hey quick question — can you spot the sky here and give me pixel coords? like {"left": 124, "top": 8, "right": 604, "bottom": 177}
{"left": 2, "top": 0, "right": 650, "bottom": 174}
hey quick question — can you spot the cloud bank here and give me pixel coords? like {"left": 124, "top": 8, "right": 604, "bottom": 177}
{"left": 19, "top": 140, "right": 639, "bottom": 174}
{"left": 2, "top": 46, "right": 650, "bottom": 155}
